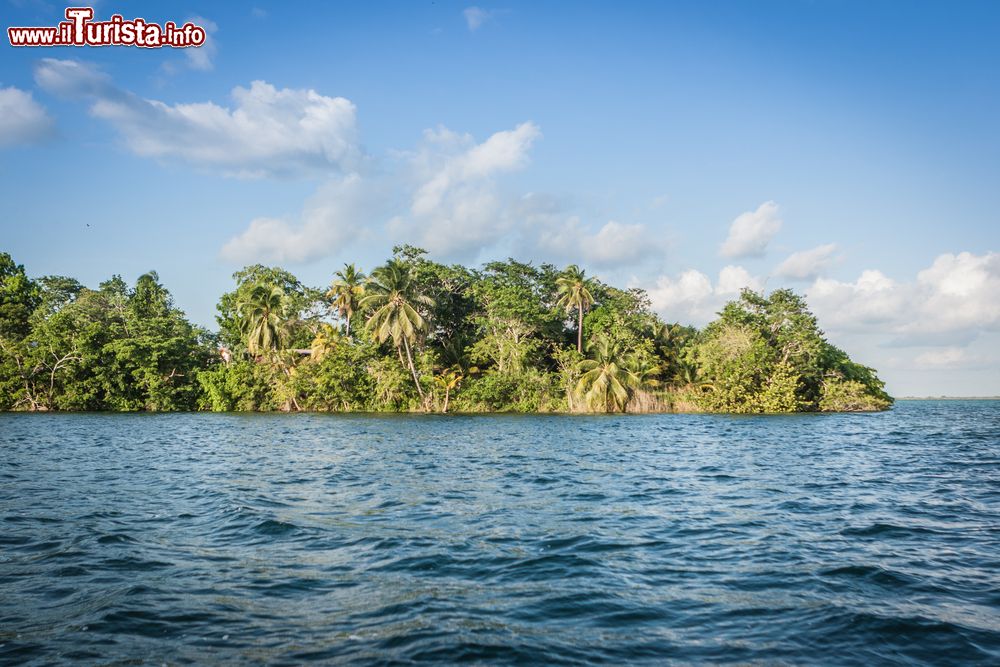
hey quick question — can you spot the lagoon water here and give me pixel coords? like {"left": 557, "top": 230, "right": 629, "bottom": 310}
{"left": 1, "top": 401, "right": 999, "bottom": 665}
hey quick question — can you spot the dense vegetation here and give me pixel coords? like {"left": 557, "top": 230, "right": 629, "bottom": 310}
{"left": 0, "top": 248, "right": 892, "bottom": 413}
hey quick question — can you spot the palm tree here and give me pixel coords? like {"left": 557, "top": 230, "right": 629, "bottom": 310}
{"left": 435, "top": 367, "right": 463, "bottom": 413}
{"left": 309, "top": 323, "right": 340, "bottom": 362}
{"left": 360, "top": 260, "right": 435, "bottom": 401}
{"left": 575, "top": 333, "right": 639, "bottom": 412}
{"left": 236, "top": 283, "right": 290, "bottom": 358}
{"left": 326, "top": 263, "right": 366, "bottom": 337}
{"left": 676, "top": 359, "right": 714, "bottom": 393}
{"left": 556, "top": 264, "right": 595, "bottom": 353}
{"left": 628, "top": 354, "right": 662, "bottom": 391}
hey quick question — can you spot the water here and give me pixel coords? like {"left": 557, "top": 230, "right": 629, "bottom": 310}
{"left": 1, "top": 401, "right": 998, "bottom": 665}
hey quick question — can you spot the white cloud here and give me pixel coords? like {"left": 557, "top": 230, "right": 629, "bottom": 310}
{"left": 807, "top": 252, "right": 1000, "bottom": 341}
{"left": 221, "top": 174, "right": 377, "bottom": 263}
{"left": 716, "top": 265, "right": 763, "bottom": 295}
{"left": 33, "top": 58, "right": 113, "bottom": 98}
{"left": 648, "top": 269, "right": 712, "bottom": 309}
{"left": 184, "top": 17, "right": 218, "bottom": 71}
{"left": 0, "top": 86, "right": 54, "bottom": 147}
{"left": 808, "top": 269, "right": 904, "bottom": 331}
{"left": 463, "top": 7, "right": 495, "bottom": 31}
{"left": 914, "top": 347, "right": 969, "bottom": 369}
{"left": 588, "top": 221, "right": 651, "bottom": 265}
{"left": 914, "top": 252, "right": 1000, "bottom": 334}
{"left": 720, "top": 200, "right": 782, "bottom": 258}
{"left": 34, "top": 59, "right": 360, "bottom": 177}
{"left": 391, "top": 122, "right": 540, "bottom": 258}
{"left": 646, "top": 265, "right": 761, "bottom": 325}
{"left": 531, "top": 214, "right": 656, "bottom": 268}
{"left": 775, "top": 243, "right": 838, "bottom": 280}
{"left": 411, "top": 122, "right": 539, "bottom": 215}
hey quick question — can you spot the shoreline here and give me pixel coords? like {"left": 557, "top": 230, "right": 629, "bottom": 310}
{"left": 896, "top": 396, "right": 1000, "bottom": 401}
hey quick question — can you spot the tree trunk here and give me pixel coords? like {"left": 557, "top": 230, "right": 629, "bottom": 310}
{"left": 443, "top": 387, "right": 450, "bottom": 414}
{"left": 401, "top": 337, "right": 425, "bottom": 401}
{"left": 345, "top": 315, "right": 351, "bottom": 337}
{"left": 577, "top": 306, "right": 584, "bottom": 353}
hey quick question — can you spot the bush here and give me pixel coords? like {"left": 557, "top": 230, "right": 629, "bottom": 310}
{"left": 819, "top": 377, "right": 892, "bottom": 412}
{"left": 454, "top": 369, "right": 564, "bottom": 412}
{"left": 197, "top": 360, "right": 278, "bottom": 411}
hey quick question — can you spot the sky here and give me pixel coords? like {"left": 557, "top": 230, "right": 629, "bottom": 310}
{"left": 1, "top": 0, "right": 998, "bottom": 397}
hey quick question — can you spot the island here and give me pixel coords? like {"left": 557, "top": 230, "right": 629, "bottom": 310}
{"left": 0, "top": 246, "right": 891, "bottom": 414}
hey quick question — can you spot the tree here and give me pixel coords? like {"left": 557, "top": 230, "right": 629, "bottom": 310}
{"left": 575, "top": 333, "right": 639, "bottom": 412}
{"left": 327, "top": 263, "right": 365, "bottom": 337}
{"left": 216, "top": 265, "right": 313, "bottom": 353}
{"left": 434, "top": 367, "right": 463, "bottom": 413}
{"left": 0, "top": 251, "right": 891, "bottom": 415}
{"left": 308, "top": 323, "right": 341, "bottom": 361}
{"left": 237, "top": 283, "right": 290, "bottom": 358}
{"left": 556, "top": 264, "right": 595, "bottom": 353}
{"left": 2, "top": 269, "right": 210, "bottom": 412}
{"left": 467, "top": 259, "right": 560, "bottom": 374}
{"left": 0, "top": 253, "right": 41, "bottom": 340}
{"left": 361, "top": 259, "right": 436, "bottom": 403}
{"left": 690, "top": 288, "right": 892, "bottom": 412}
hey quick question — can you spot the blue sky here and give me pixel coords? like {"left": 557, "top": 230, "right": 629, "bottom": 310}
{"left": 2, "top": 0, "right": 998, "bottom": 396}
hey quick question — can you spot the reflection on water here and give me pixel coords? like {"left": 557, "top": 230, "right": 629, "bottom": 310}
{"left": 1, "top": 402, "right": 999, "bottom": 664}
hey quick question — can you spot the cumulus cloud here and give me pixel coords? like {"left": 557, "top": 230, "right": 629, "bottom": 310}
{"left": 720, "top": 200, "right": 782, "bottom": 258}
{"left": 34, "top": 58, "right": 360, "bottom": 177}
{"left": 537, "top": 217, "right": 655, "bottom": 267}
{"left": 645, "top": 265, "right": 762, "bottom": 325}
{"left": 0, "top": 85, "right": 54, "bottom": 147}
{"left": 808, "top": 269, "right": 904, "bottom": 331}
{"left": 218, "top": 120, "right": 558, "bottom": 265}
{"left": 220, "top": 174, "right": 378, "bottom": 263}
{"left": 716, "top": 265, "right": 763, "bottom": 295}
{"left": 390, "top": 122, "right": 541, "bottom": 258}
{"left": 588, "top": 221, "right": 652, "bottom": 265}
{"left": 807, "top": 252, "right": 1000, "bottom": 342}
{"left": 914, "top": 252, "right": 1000, "bottom": 334}
{"left": 775, "top": 243, "right": 838, "bottom": 280}
{"left": 510, "top": 193, "right": 659, "bottom": 268}
{"left": 463, "top": 7, "right": 495, "bottom": 31}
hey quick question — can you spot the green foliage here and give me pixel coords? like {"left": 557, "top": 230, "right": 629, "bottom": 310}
{"left": 575, "top": 333, "right": 641, "bottom": 412}
{"left": 1, "top": 267, "right": 211, "bottom": 411}
{"left": 454, "top": 369, "right": 563, "bottom": 412}
{"left": 755, "top": 361, "right": 803, "bottom": 413}
{"left": 237, "top": 283, "right": 292, "bottom": 358}
{"left": 361, "top": 259, "right": 436, "bottom": 403}
{"left": 689, "top": 289, "right": 892, "bottom": 413}
{"left": 366, "top": 355, "right": 417, "bottom": 411}
{"left": 0, "top": 253, "right": 41, "bottom": 340}
{"left": 819, "top": 377, "right": 892, "bottom": 412}
{"left": 326, "top": 263, "right": 366, "bottom": 337}
{"left": 0, "top": 252, "right": 892, "bottom": 414}
{"left": 216, "top": 265, "right": 314, "bottom": 353}
{"left": 556, "top": 264, "right": 596, "bottom": 353}
{"left": 297, "top": 342, "right": 377, "bottom": 411}
{"left": 198, "top": 360, "right": 279, "bottom": 411}
{"left": 466, "top": 259, "right": 559, "bottom": 374}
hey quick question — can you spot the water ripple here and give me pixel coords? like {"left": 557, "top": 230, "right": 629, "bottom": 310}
{"left": 1, "top": 402, "right": 999, "bottom": 664}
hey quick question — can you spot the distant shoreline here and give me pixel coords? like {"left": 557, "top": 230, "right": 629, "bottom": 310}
{"left": 897, "top": 396, "right": 1000, "bottom": 401}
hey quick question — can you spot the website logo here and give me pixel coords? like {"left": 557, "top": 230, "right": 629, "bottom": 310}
{"left": 8, "top": 7, "right": 207, "bottom": 48}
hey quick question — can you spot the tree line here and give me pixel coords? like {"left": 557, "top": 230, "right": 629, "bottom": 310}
{"left": 0, "top": 247, "right": 892, "bottom": 413}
